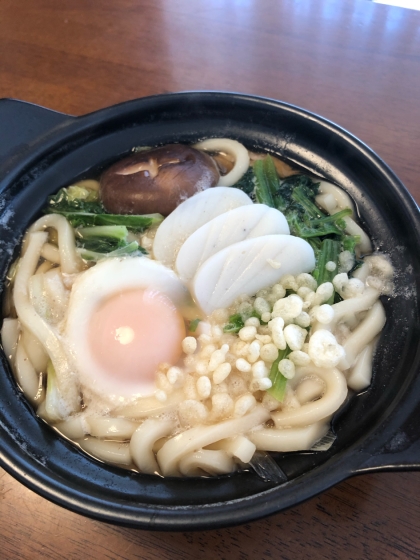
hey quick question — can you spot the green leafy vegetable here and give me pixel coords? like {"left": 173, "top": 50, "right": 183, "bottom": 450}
{"left": 77, "top": 225, "right": 129, "bottom": 253}
{"left": 45, "top": 183, "right": 164, "bottom": 231}
{"left": 233, "top": 162, "right": 357, "bottom": 267}
{"left": 274, "top": 175, "right": 355, "bottom": 256}
{"left": 290, "top": 183, "right": 323, "bottom": 219}
{"left": 253, "top": 158, "right": 275, "bottom": 206}
{"left": 231, "top": 167, "right": 255, "bottom": 195}
{"left": 342, "top": 234, "right": 361, "bottom": 254}
{"left": 47, "top": 186, "right": 103, "bottom": 214}
{"left": 250, "top": 161, "right": 361, "bottom": 292}
{"left": 75, "top": 224, "right": 147, "bottom": 261}
{"left": 46, "top": 210, "right": 164, "bottom": 230}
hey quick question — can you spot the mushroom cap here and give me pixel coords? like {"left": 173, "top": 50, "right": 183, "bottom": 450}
{"left": 100, "top": 144, "right": 220, "bottom": 216}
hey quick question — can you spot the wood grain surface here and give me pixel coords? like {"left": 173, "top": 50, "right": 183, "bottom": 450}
{"left": 0, "top": 0, "right": 419, "bottom": 558}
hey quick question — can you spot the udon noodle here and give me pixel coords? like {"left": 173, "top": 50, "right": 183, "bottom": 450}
{"left": 0, "top": 138, "right": 393, "bottom": 477}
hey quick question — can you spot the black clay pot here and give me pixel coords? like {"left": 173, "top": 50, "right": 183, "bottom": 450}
{"left": 0, "top": 92, "right": 419, "bottom": 530}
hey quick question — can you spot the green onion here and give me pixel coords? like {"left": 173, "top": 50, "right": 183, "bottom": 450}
{"left": 189, "top": 319, "right": 201, "bottom": 332}
{"left": 77, "top": 225, "right": 128, "bottom": 241}
{"left": 44, "top": 361, "right": 63, "bottom": 422}
{"left": 77, "top": 241, "right": 144, "bottom": 261}
{"left": 267, "top": 346, "right": 291, "bottom": 401}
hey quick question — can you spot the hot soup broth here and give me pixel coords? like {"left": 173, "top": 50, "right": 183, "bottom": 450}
{"left": 0, "top": 139, "right": 393, "bottom": 477}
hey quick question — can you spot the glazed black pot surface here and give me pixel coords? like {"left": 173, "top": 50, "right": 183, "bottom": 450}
{"left": 0, "top": 92, "right": 419, "bottom": 530}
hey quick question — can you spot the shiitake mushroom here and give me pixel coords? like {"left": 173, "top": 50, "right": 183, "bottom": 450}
{"left": 100, "top": 144, "right": 220, "bottom": 216}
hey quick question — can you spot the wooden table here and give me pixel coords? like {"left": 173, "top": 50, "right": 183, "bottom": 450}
{"left": 1, "top": 0, "right": 419, "bottom": 558}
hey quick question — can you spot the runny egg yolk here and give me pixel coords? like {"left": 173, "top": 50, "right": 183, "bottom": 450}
{"left": 88, "top": 288, "right": 186, "bottom": 390}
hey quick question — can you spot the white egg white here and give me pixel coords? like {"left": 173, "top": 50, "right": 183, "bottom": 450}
{"left": 62, "top": 257, "right": 190, "bottom": 405}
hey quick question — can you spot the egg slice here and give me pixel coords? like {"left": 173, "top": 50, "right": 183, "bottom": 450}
{"left": 192, "top": 235, "right": 315, "bottom": 315}
{"left": 175, "top": 204, "right": 290, "bottom": 283}
{"left": 63, "top": 257, "right": 190, "bottom": 402}
{"left": 153, "top": 186, "right": 253, "bottom": 267}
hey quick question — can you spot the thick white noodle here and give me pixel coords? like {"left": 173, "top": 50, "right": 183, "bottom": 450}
{"left": 13, "top": 231, "right": 80, "bottom": 416}
{"left": 179, "top": 449, "right": 235, "bottom": 476}
{"left": 318, "top": 181, "right": 355, "bottom": 214}
{"left": 40, "top": 243, "right": 61, "bottom": 264}
{"left": 42, "top": 400, "right": 62, "bottom": 423}
{"left": 295, "top": 377, "right": 324, "bottom": 404}
{"left": 28, "top": 214, "right": 83, "bottom": 274}
{"left": 157, "top": 405, "right": 270, "bottom": 476}
{"left": 1, "top": 318, "right": 20, "bottom": 365}
{"left": 55, "top": 415, "right": 87, "bottom": 440}
{"left": 76, "top": 179, "right": 100, "bottom": 191}
{"left": 114, "top": 390, "right": 184, "bottom": 419}
{"left": 342, "top": 216, "right": 372, "bottom": 254}
{"left": 315, "top": 193, "right": 337, "bottom": 215}
{"left": 42, "top": 268, "right": 69, "bottom": 324}
{"left": 35, "top": 260, "right": 54, "bottom": 275}
{"left": 351, "top": 262, "right": 370, "bottom": 282}
{"left": 130, "top": 418, "right": 174, "bottom": 474}
{"left": 15, "top": 338, "right": 42, "bottom": 404}
{"left": 316, "top": 182, "right": 371, "bottom": 253}
{"left": 271, "top": 366, "right": 348, "bottom": 428}
{"left": 340, "top": 301, "right": 386, "bottom": 370}
{"left": 330, "top": 287, "right": 380, "bottom": 328}
{"left": 249, "top": 422, "right": 329, "bottom": 452}
{"left": 77, "top": 437, "right": 131, "bottom": 466}
{"left": 210, "top": 436, "right": 256, "bottom": 463}
{"left": 28, "top": 273, "right": 48, "bottom": 320}
{"left": 347, "top": 341, "right": 375, "bottom": 391}
{"left": 193, "top": 138, "right": 250, "bottom": 187}
{"left": 86, "top": 416, "right": 139, "bottom": 439}
{"left": 21, "top": 327, "right": 49, "bottom": 373}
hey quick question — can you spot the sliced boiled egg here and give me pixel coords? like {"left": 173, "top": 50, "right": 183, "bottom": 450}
{"left": 153, "top": 186, "right": 253, "bottom": 267}
{"left": 63, "top": 257, "right": 190, "bottom": 402}
{"left": 192, "top": 235, "right": 315, "bottom": 315}
{"left": 175, "top": 204, "right": 290, "bottom": 283}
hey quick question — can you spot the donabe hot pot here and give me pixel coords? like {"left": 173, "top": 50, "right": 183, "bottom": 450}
{"left": 0, "top": 92, "right": 419, "bottom": 530}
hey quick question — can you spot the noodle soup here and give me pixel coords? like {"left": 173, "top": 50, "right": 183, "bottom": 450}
{"left": 0, "top": 139, "right": 393, "bottom": 477}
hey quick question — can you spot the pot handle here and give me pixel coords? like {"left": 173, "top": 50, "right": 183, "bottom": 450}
{"left": 0, "top": 98, "right": 74, "bottom": 169}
